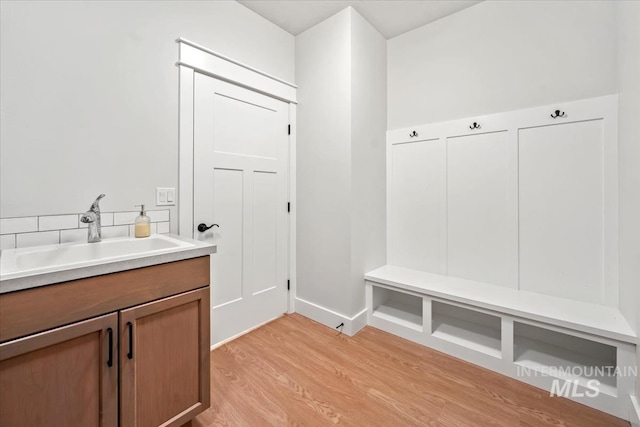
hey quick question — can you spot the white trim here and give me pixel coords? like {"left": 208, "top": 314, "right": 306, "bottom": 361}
{"left": 209, "top": 314, "right": 283, "bottom": 351}
{"left": 178, "top": 66, "right": 195, "bottom": 239}
{"left": 350, "top": 308, "right": 368, "bottom": 336}
{"left": 295, "top": 297, "right": 368, "bottom": 336}
{"left": 177, "top": 38, "right": 297, "bottom": 89}
{"left": 176, "top": 61, "right": 297, "bottom": 105}
{"left": 288, "top": 104, "right": 297, "bottom": 313}
{"left": 177, "top": 41, "right": 297, "bottom": 104}
{"left": 631, "top": 395, "right": 640, "bottom": 426}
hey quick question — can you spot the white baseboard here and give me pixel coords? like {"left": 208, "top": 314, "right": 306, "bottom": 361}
{"left": 631, "top": 395, "right": 640, "bottom": 426}
{"left": 210, "top": 314, "right": 283, "bottom": 351}
{"left": 295, "top": 297, "right": 367, "bottom": 336}
{"left": 350, "top": 307, "right": 368, "bottom": 335}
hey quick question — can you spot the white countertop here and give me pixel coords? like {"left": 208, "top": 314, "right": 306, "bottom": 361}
{"left": 0, "top": 234, "right": 216, "bottom": 294}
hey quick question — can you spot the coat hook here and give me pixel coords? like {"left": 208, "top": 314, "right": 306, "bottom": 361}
{"left": 469, "top": 122, "right": 480, "bottom": 130}
{"left": 550, "top": 109, "right": 566, "bottom": 118}
{"left": 409, "top": 130, "right": 418, "bottom": 138}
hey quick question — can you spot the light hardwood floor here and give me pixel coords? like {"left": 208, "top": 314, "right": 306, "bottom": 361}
{"left": 191, "top": 313, "right": 629, "bottom": 426}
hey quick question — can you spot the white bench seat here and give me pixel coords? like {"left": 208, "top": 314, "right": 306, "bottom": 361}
{"left": 365, "top": 265, "right": 636, "bottom": 344}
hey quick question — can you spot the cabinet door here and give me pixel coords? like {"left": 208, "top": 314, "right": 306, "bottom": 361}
{"left": 120, "top": 287, "right": 210, "bottom": 427}
{"left": 0, "top": 313, "right": 118, "bottom": 427}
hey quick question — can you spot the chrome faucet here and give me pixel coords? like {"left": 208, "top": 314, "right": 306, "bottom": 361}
{"left": 80, "top": 194, "right": 106, "bottom": 243}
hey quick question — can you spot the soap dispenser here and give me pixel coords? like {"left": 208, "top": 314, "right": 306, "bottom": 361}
{"left": 134, "top": 204, "right": 151, "bottom": 238}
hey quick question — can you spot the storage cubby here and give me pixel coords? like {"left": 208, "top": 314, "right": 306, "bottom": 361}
{"left": 371, "top": 286, "right": 423, "bottom": 331}
{"left": 431, "top": 301, "right": 502, "bottom": 358}
{"left": 366, "top": 265, "right": 636, "bottom": 419}
{"left": 514, "top": 322, "right": 617, "bottom": 396}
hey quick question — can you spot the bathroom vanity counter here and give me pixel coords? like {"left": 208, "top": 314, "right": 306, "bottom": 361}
{"left": 0, "top": 234, "right": 214, "bottom": 427}
{"left": 0, "top": 233, "right": 215, "bottom": 294}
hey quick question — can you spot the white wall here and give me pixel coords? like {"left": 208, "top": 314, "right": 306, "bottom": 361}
{"left": 349, "top": 11, "right": 387, "bottom": 315}
{"left": 387, "top": 0, "right": 618, "bottom": 129}
{"left": 0, "top": 0, "right": 294, "bottom": 231}
{"left": 296, "top": 7, "right": 386, "bottom": 322}
{"left": 616, "top": 0, "right": 640, "bottom": 400}
{"left": 387, "top": 0, "right": 637, "bottom": 402}
{"left": 296, "top": 8, "right": 353, "bottom": 316}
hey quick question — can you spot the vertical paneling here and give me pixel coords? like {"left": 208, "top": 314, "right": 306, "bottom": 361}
{"left": 212, "top": 168, "right": 244, "bottom": 307}
{"left": 447, "top": 131, "right": 510, "bottom": 287}
{"left": 387, "top": 96, "right": 617, "bottom": 308}
{"left": 253, "top": 171, "right": 278, "bottom": 295}
{"left": 518, "top": 120, "right": 604, "bottom": 303}
{"left": 389, "top": 139, "right": 445, "bottom": 273}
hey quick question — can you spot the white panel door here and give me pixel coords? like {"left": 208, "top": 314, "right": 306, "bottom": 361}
{"left": 193, "top": 73, "right": 289, "bottom": 345}
{"left": 447, "top": 132, "right": 510, "bottom": 287}
{"left": 519, "top": 120, "right": 604, "bottom": 303}
{"left": 388, "top": 139, "right": 446, "bottom": 273}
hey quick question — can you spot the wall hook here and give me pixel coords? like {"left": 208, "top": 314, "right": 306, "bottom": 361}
{"left": 550, "top": 109, "right": 566, "bottom": 118}
{"left": 469, "top": 122, "right": 480, "bottom": 130}
{"left": 409, "top": 130, "right": 418, "bottom": 138}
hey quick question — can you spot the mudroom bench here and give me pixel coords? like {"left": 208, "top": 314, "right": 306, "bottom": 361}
{"left": 365, "top": 265, "right": 637, "bottom": 419}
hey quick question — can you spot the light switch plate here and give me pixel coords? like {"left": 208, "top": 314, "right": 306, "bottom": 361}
{"left": 156, "top": 187, "right": 176, "bottom": 206}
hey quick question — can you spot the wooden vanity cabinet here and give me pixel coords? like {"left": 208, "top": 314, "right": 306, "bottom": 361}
{"left": 0, "top": 257, "right": 211, "bottom": 427}
{"left": 0, "top": 313, "right": 119, "bottom": 427}
{"left": 120, "top": 288, "right": 210, "bottom": 427}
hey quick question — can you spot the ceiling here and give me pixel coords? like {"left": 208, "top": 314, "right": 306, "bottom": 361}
{"left": 237, "top": 0, "right": 481, "bottom": 39}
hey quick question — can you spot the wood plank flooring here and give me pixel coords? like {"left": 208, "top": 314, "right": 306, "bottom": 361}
{"left": 191, "top": 314, "right": 629, "bottom": 426}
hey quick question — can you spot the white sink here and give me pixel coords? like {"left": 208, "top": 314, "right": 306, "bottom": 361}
{"left": 1, "top": 234, "right": 196, "bottom": 282}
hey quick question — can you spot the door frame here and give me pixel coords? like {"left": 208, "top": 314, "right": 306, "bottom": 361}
{"left": 176, "top": 38, "right": 298, "bottom": 314}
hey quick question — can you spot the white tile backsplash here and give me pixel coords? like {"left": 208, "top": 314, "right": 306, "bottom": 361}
{"left": 101, "top": 225, "right": 129, "bottom": 239}
{"left": 157, "top": 222, "right": 170, "bottom": 234}
{"left": 1, "top": 217, "right": 38, "bottom": 235}
{"left": 114, "top": 211, "right": 141, "bottom": 226}
{"left": 17, "top": 230, "right": 60, "bottom": 248}
{"left": 2, "top": 209, "right": 171, "bottom": 248}
{"left": 60, "top": 228, "right": 88, "bottom": 244}
{"left": 128, "top": 223, "right": 157, "bottom": 237}
{"left": 114, "top": 210, "right": 169, "bottom": 225}
{"left": 80, "top": 212, "right": 114, "bottom": 228}
{"left": 1, "top": 234, "right": 16, "bottom": 250}
{"left": 39, "top": 214, "right": 79, "bottom": 231}
{"left": 101, "top": 212, "right": 114, "bottom": 227}
{"left": 147, "top": 210, "right": 170, "bottom": 222}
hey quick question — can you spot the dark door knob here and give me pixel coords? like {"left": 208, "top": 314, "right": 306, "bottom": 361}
{"left": 197, "top": 223, "right": 219, "bottom": 233}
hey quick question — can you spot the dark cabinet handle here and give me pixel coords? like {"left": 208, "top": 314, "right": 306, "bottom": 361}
{"left": 107, "top": 327, "right": 113, "bottom": 367}
{"left": 127, "top": 322, "right": 133, "bottom": 360}
{"left": 197, "top": 223, "right": 219, "bottom": 233}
